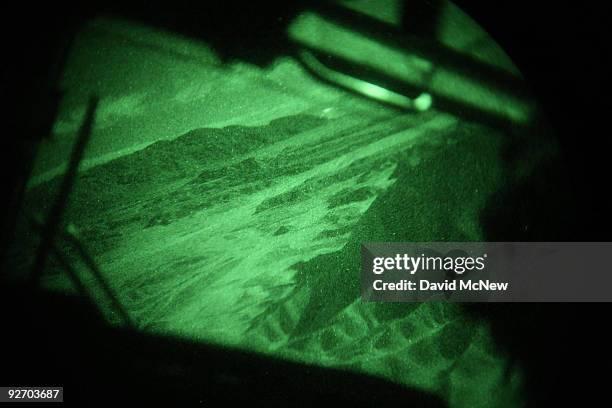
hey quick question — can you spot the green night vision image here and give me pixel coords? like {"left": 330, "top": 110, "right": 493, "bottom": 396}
{"left": 5, "top": 1, "right": 559, "bottom": 406}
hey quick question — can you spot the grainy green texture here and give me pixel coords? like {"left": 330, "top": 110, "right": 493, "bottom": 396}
{"left": 9, "top": 4, "right": 551, "bottom": 406}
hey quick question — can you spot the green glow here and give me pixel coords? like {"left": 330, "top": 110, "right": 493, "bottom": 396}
{"left": 299, "top": 51, "right": 432, "bottom": 111}
{"left": 289, "top": 11, "right": 534, "bottom": 124}
{"left": 5, "top": 2, "right": 559, "bottom": 406}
